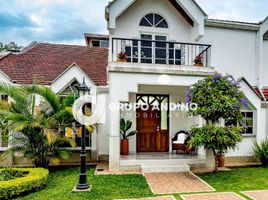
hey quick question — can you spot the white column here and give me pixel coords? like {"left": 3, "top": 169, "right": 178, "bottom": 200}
{"left": 108, "top": 99, "right": 121, "bottom": 171}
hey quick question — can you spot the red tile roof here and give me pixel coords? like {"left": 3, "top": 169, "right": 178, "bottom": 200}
{"left": 262, "top": 89, "right": 268, "bottom": 100}
{"left": 254, "top": 87, "right": 268, "bottom": 101}
{"left": 0, "top": 43, "right": 108, "bottom": 86}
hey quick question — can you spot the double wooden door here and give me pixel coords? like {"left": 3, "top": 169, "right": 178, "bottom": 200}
{"left": 136, "top": 95, "right": 169, "bottom": 152}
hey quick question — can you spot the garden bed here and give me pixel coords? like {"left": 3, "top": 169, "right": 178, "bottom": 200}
{"left": 0, "top": 168, "right": 49, "bottom": 200}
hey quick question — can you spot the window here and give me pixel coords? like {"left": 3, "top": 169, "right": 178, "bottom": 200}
{"left": 92, "top": 40, "right": 109, "bottom": 48}
{"left": 240, "top": 111, "right": 254, "bottom": 135}
{"left": 140, "top": 13, "right": 168, "bottom": 28}
{"left": 225, "top": 104, "right": 254, "bottom": 135}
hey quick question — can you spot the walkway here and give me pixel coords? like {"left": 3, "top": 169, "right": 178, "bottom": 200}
{"left": 144, "top": 172, "right": 215, "bottom": 194}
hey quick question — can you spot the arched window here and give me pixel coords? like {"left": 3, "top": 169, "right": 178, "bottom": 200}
{"left": 140, "top": 13, "right": 168, "bottom": 28}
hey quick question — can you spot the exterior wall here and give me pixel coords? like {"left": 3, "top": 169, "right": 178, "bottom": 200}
{"left": 112, "top": 0, "right": 193, "bottom": 42}
{"left": 226, "top": 80, "right": 263, "bottom": 157}
{"left": 262, "top": 40, "right": 268, "bottom": 86}
{"left": 0, "top": 71, "right": 11, "bottom": 83}
{"left": 201, "top": 26, "right": 257, "bottom": 85}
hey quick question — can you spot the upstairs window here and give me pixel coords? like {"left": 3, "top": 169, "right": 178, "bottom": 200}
{"left": 140, "top": 13, "right": 168, "bottom": 28}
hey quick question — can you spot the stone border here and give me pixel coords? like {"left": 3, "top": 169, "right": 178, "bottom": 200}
{"left": 115, "top": 196, "right": 177, "bottom": 200}
{"left": 241, "top": 190, "right": 268, "bottom": 200}
{"left": 180, "top": 192, "right": 246, "bottom": 200}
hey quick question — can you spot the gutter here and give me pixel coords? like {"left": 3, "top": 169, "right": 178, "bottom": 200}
{"left": 205, "top": 19, "right": 260, "bottom": 31}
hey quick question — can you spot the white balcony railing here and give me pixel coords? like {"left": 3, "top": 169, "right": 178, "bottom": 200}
{"left": 112, "top": 38, "right": 212, "bottom": 67}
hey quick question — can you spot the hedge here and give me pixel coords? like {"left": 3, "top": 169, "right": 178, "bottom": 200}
{"left": 0, "top": 168, "right": 49, "bottom": 200}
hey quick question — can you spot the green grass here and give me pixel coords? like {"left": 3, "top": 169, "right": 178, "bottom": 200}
{"left": 199, "top": 167, "right": 268, "bottom": 200}
{"left": 15, "top": 167, "right": 268, "bottom": 200}
{"left": 16, "top": 167, "right": 153, "bottom": 200}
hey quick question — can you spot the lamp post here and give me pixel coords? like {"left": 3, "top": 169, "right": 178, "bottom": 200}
{"left": 76, "top": 78, "right": 91, "bottom": 191}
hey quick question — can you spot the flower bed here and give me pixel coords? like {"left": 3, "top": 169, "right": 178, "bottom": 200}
{"left": 0, "top": 168, "right": 49, "bottom": 200}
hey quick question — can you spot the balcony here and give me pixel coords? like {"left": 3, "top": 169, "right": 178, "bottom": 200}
{"left": 111, "top": 38, "right": 212, "bottom": 67}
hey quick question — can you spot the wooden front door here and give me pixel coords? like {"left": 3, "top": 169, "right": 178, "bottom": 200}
{"left": 136, "top": 95, "right": 169, "bottom": 152}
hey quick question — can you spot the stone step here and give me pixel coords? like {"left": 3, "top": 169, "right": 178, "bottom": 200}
{"left": 141, "top": 164, "right": 190, "bottom": 173}
{"left": 120, "top": 157, "right": 206, "bottom": 167}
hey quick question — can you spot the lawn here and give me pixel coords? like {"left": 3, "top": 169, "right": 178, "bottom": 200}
{"left": 199, "top": 167, "right": 268, "bottom": 192}
{"left": 15, "top": 167, "right": 268, "bottom": 200}
{"left": 16, "top": 167, "right": 153, "bottom": 200}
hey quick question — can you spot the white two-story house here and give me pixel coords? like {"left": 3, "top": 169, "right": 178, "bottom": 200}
{"left": 105, "top": 0, "right": 268, "bottom": 172}
{"left": 0, "top": 0, "right": 268, "bottom": 172}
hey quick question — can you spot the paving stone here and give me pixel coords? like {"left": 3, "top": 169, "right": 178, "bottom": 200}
{"left": 181, "top": 192, "right": 245, "bottom": 200}
{"left": 242, "top": 190, "right": 268, "bottom": 200}
{"left": 144, "top": 172, "right": 215, "bottom": 194}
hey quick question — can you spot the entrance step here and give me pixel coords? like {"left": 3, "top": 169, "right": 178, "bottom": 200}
{"left": 141, "top": 164, "right": 190, "bottom": 173}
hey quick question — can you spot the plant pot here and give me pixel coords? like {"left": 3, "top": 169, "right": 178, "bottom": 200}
{"left": 194, "top": 63, "right": 203, "bottom": 67}
{"left": 117, "top": 59, "right": 127, "bottom": 62}
{"left": 217, "top": 154, "right": 225, "bottom": 167}
{"left": 121, "top": 139, "right": 129, "bottom": 155}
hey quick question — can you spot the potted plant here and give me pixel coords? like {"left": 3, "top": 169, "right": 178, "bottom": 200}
{"left": 120, "top": 118, "right": 137, "bottom": 155}
{"left": 187, "top": 73, "right": 246, "bottom": 172}
{"left": 253, "top": 140, "right": 268, "bottom": 168}
{"left": 193, "top": 55, "right": 203, "bottom": 67}
{"left": 217, "top": 151, "right": 225, "bottom": 167}
{"left": 117, "top": 52, "right": 128, "bottom": 62}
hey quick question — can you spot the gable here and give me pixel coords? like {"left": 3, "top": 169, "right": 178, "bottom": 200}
{"left": 107, "top": 0, "right": 206, "bottom": 40}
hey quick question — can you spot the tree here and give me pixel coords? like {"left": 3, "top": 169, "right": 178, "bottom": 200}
{"left": 0, "top": 84, "right": 76, "bottom": 168}
{"left": 187, "top": 73, "right": 246, "bottom": 171}
{"left": 0, "top": 42, "right": 23, "bottom": 52}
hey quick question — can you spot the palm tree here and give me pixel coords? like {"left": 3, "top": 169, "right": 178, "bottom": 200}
{"left": 0, "top": 83, "right": 76, "bottom": 168}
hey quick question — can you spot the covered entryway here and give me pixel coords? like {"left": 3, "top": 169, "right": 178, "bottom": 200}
{"left": 136, "top": 94, "right": 169, "bottom": 152}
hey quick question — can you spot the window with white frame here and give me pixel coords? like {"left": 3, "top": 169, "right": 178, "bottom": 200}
{"left": 225, "top": 104, "right": 254, "bottom": 135}
{"left": 140, "top": 13, "right": 168, "bottom": 28}
{"left": 240, "top": 110, "right": 254, "bottom": 135}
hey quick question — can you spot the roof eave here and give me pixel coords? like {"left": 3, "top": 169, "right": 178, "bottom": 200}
{"left": 205, "top": 19, "right": 260, "bottom": 31}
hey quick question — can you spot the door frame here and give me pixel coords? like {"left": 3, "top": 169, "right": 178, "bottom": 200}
{"left": 136, "top": 94, "right": 170, "bottom": 152}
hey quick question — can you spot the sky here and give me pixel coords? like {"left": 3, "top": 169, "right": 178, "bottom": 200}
{"left": 0, "top": 0, "right": 267, "bottom": 46}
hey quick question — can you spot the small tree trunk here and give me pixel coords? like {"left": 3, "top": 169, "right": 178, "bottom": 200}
{"left": 213, "top": 149, "right": 218, "bottom": 172}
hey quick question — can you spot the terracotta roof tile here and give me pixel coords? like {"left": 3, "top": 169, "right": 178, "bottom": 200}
{"left": 0, "top": 43, "right": 108, "bottom": 86}
{"left": 262, "top": 89, "right": 268, "bottom": 100}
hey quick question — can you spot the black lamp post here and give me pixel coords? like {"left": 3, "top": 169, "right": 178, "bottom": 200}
{"left": 76, "top": 78, "right": 91, "bottom": 191}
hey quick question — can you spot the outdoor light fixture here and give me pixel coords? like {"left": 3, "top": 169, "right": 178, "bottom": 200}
{"left": 75, "top": 77, "right": 91, "bottom": 191}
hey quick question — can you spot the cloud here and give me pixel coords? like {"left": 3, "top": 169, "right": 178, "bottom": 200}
{"left": 196, "top": 0, "right": 268, "bottom": 23}
{"left": 0, "top": 0, "right": 267, "bottom": 46}
{"left": 0, "top": 0, "right": 109, "bottom": 46}
{"left": 0, "top": 12, "right": 36, "bottom": 30}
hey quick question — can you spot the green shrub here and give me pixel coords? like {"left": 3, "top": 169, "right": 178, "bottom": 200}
{"left": 253, "top": 140, "right": 268, "bottom": 168}
{"left": 0, "top": 168, "right": 49, "bottom": 199}
{"left": 0, "top": 169, "right": 28, "bottom": 181}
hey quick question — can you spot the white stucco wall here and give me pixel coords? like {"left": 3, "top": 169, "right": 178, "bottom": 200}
{"left": 0, "top": 71, "right": 11, "bottom": 83}
{"left": 262, "top": 40, "right": 268, "bottom": 86}
{"left": 112, "top": 0, "right": 193, "bottom": 42}
{"left": 201, "top": 27, "right": 257, "bottom": 85}
{"left": 226, "top": 80, "right": 263, "bottom": 157}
